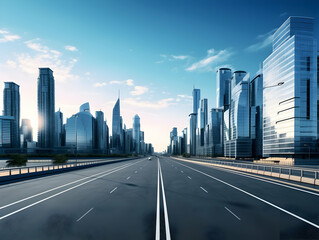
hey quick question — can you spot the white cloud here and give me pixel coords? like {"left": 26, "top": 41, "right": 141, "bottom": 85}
{"left": 130, "top": 86, "right": 149, "bottom": 96}
{"left": 65, "top": 45, "right": 78, "bottom": 52}
{"left": 85, "top": 72, "right": 90, "bottom": 76}
{"left": 0, "top": 30, "right": 20, "bottom": 43}
{"left": 186, "top": 48, "right": 232, "bottom": 72}
{"left": 172, "top": 55, "right": 190, "bottom": 60}
{"left": 15, "top": 39, "right": 78, "bottom": 82}
{"left": 110, "top": 79, "right": 135, "bottom": 86}
{"left": 123, "top": 98, "right": 176, "bottom": 109}
{"left": 177, "top": 94, "right": 192, "bottom": 99}
{"left": 6, "top": 60, "right": 17, "bottom": 68}
{"left": 246, "top": 29, "right": 276, "bottom": 52}
{"left": 93, "top": 82, "right": 107, "bottom": 87}
{"left": 126, "top": 79, "right": 134, "bottom": 86}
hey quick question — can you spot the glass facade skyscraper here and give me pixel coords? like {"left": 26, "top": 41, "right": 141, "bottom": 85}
{"left": 95, "top": 111, "right": 107, "bottom": 152}
{"left": 3, "top": 82, "right": 20, "bottom": 148}
{"left": 54, "top": 109, "right": 63, "bottom": 147}
{"left": 224, "top": 74, "right": 251, "bottom": 158}
{"left": 37, "top": 68, "right": 55, "bottom": 149}
{"left": 0, "top": 116, "right": 14, "bottom": 148}
{"left": 263, "top": 17, "right": 317, "bottom": 159}
{"left": 65, "top": 103, "right": 95, "bottom": 152}
{"left": 112, "top": 98, "right": 122, "bottom": 153}
{"left": 21, "top": 119, "right": 33, "bottom": 148}
{"left": 192, "top": 88, "right": 200, "bottom": 114}
{"left": 216, "top": 68, "right": 232, "bottom": 110}
{"left": 133, "top": 114, "right": 140, "bottom": 154}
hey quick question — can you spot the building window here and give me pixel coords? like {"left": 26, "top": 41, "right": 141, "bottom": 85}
{"left": 307, "top": 56, "right": 310, "bottom": 71}
{"left": 307, "top": 79, "right": 310, "bottom": 119}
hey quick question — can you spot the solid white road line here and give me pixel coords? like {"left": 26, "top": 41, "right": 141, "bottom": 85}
{"left": 0, "top": 160, "right": 143, "bottom": 221}
{"left": 155, "top": 159, "right": 160, "bottom": 240}
{"left": 126, "top": 176, "right": 131, "bottom": 180}
{"left": 159, "top": 160, "right": 171, "bottom": 240}
{"left": 200, "top": 187, "right": 208, "bottom": 193}
{"left": 76, "top": 207, "right": 94, "bottom": 222}
{"left": 174, "top": 160, "right": 319, "bottom": 229}
{"left": 203, "top": 163, "right": 319, "bottom": 197}
{"left": 0, "top": 161, "right": 135, "bottom": 211}
{"left": 225, "top": 207, "right": 241, "bottom": 221}
{"left": 110, "top": 187, "right": 118, "bottom": 194}
{"left": 187, "top": 176, "right": 192, "bottom": 180}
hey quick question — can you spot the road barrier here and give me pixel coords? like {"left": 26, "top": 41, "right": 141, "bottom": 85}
{"left": 173, "top": 157, "right": 319, "bottom": 186}
{"left": 0, "top": 157, "right": 138, "bottom": 184}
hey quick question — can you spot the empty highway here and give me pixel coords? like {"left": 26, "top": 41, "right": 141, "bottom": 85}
{"left": 0, "top": 156, "right": 319, "bottom": 239}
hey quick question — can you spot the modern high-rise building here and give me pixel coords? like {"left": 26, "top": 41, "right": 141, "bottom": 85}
{"left": 216, "top": 68, "right": 232, "bottom": 110}
{"left": 250, "top": 72, "right": 263, "bottom": 158}
{"left": 192, "top": 88, "right": 200, "bottom": 114}
{"left": 189, "top": 113, "right": 197, "bottom": 155}
{"left": 112, "top": 98, "right": 122, "bottom": 153}
{"left": 133, "top": 114, "right": 140, "bottom": 154}
{"left": 21, "top": 119, "right": 33, "bottom": 148}
{"left": 96, "top": 111, "right": 107, "bottom": 152}
{"left": 37, "top": 68, "right": 55, "bottom": 149}
{"left": 54, "top": 109, "right": 63, "bottom": 147}
{"left": 170, "top": 127, "right": 178, "bottom": 154}
{"left": 231, "top": 71, "right": 247, "bottom": 91}
{"left": 0, "top": 116, "right": 14, "bottom": 149}
{"left": 197, "top": 98, "right": 208, "bottom": 153}
{"left": 263, "top": 17, "right": 317, "bottom": 162}
{"left": 65, "top": 102, "right": 96, "bottom": 152}
{"left": 209, "top": 108, "right": 224, "bottom": 156}
{"left": 224, "top": 74, "right": 251, "bottom": 158}
{"left": 3, "top": 82, "right": 20, "bottom": 148}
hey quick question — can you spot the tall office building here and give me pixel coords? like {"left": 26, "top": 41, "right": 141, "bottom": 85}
{"left": 189, "top": 113, "right": 197, "bottom": 155}
{"left": 112, "top": 98, "right": 122, "bottom": 153}
{"left": 0, "top": 116, "right": 14, "bottom": 149}
{"left": 96, "top": 111, "right": 106, "bottom": 152}
{"left": 3, "top": 82, "right": 20, "bottom": 148}
{"left": 216, "top": 68, "right": 232, "bottom": 110}
{"left": 37, "top": 68, "right": 55, "bottom": 149}
{"left": 21, "top": 119, "right": 33, "bottom": 148}
{"left": 224, "top": 74, "right": 251, "bottom": 158}
{"left": 197, "top": 98, "right": 208, "bottom": 154}
{"left": 192, "top": 88, "right": 200, "bottom": 114}
{"left": 133, "top": 114, "right": 140, "bottom": 154}
{"left": 263, "top": 17, "right": 317, "bottom": 161}
{"left": 250, "top": 72, "right": 263, "bottom": 158}
{"left": 170, "top": 127, "right": 178, "bottom": 154}
{"left": 209, "top": 108, "right": 224, "bottom": 156}
{"left": 54, "top": 109, "right": 63, "bottom": 147}
{"left": 65, "top": 102, "right": 95, "bottom": 152}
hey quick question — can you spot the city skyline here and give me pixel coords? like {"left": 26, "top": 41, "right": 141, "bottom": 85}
{"left": 0, "top": 0, "right": 318, "bottom": 151}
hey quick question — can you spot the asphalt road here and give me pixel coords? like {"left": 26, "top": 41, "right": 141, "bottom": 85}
{"left": 0, "top": 156, "right": 319, "bottom": 239}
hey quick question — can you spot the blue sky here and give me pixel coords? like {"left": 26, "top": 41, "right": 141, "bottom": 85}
{"left": 0, "top": 0, "right": 318, "bottom": 151}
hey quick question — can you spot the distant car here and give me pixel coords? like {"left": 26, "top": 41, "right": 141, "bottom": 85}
{"left": 148, "top": 157, "right": 152, "bottom": 160}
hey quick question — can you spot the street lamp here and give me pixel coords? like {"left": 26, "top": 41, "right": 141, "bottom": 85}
{"left": 263, "top": 82, "right": 285, "bottom": 89}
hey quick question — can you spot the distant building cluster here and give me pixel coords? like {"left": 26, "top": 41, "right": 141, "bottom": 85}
{"left": 0, "top": 69, "right": 154, "bottom": 155}
{"left": 167, "top": 16, "right": 319, "bottom": 164}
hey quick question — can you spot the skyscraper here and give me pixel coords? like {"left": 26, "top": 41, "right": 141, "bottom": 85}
{"left": 133, "top": 114, "right": 140, "bottom": 154}
{"left": 189, "top": 113, "right": 197, "bottom": 155}
{"left": 3, "top": 82, "right": 20, "bottom": 148}
{"left": 263, "top": 17, "right": 317, "bottom": 162}
{"left": 65, "top": 102, "right": 95, "bottom": 152}
{"left": 112, "top": 98, "right": 122, "bottom": 153}
{"left": 192, "top": 88, "right": 200, "bottom": 114}
{"left": 96, "top": 111, "right": 106, "bottom": 152}
{"left": 21, "top": 119, "right": 33, "bottom": 148}
{"left": 216, "top": 68, "right": 232, "bottom": 110}
{"left": 37, "top": 68, "right": 55, "bottom": 149}
{"left": 54, "top": 109, "right": 63, "bottom": 147}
